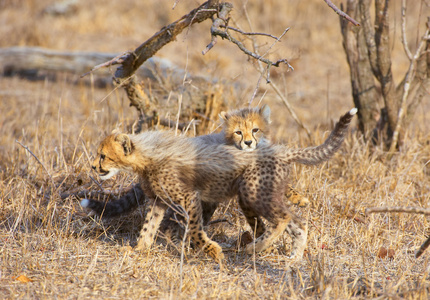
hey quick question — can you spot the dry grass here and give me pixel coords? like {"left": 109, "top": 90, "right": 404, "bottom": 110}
{"left": 2, "top": 0, "right": 430, "bottom": 299}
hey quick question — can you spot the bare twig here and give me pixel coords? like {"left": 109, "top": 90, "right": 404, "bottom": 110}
{"left": 416, "top": 236, "right": 430, "bottom": 258}
{"left": 249, "top": 71, "right": 264, "bottom": 105}
{"left": 89, "top": 175, "right": 104, "bottom": 191}
{"left": 268, "top": 80, "right": 311, "bottom": 139}
{"left": 204, "top": 6, "right": 292, "bottom": 69}
{"left": 16, "top": 140, "right": 54, "bottom": 185}
{"left": 220, "top": 25, "right": 280, "bottom": 40}
{"left": 219, "top": 30, "right": 291, "bottom": 68}
{"left": 323, "top": 0, "right": 360, "bottom": 26}
{"left": 172, "top": 0, "right": 181, "bottom": 10}
{"left": 366, "top": 206, "right": 430, "bottom": 215}
{"left": 81, "top": 51, "right": 130, "bottom": 78}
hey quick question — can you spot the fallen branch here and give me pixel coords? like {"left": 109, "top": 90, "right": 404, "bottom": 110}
{"left": 366, "top": 206, "right": 430, "bottom": 215}
{"left": 0, "top": 46, "right": 187, "bottom": 85}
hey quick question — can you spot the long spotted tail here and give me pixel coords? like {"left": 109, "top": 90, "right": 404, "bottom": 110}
{"left": 291, "top": 108, "right": 357, "bottom": 165}
{"left": 80, "top": 184, "right": 144, "bottom": 217}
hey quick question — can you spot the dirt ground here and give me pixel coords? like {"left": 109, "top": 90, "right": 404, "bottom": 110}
{"left": 1, "top": 0, "right": 430, "bottom": 299}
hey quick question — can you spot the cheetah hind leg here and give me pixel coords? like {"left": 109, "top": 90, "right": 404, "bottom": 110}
{"left": 245, "top": 218, "right": 289, "bottom": 255}
{"left": 285, "top": 217, "right": 308, "bottom": 259}
{"left": 245, "top": 214, "right": 307, "bottom": 259}
{"left": 285, "top": 184, "right": 310, "bottom": 207}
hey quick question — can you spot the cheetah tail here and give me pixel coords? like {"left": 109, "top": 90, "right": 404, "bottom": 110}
{"left": 80, "top": 184, "right": 144, "bottom": 218}
{"left": 291, "top": 108, "right": 357, "bottom": 165}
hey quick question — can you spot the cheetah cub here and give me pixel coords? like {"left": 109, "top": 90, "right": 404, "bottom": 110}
{"left": 81, "top": 106, "right": 307, "bottom": 246}
{"left": 82, "top": 108, "right": 357, "bottom": 262}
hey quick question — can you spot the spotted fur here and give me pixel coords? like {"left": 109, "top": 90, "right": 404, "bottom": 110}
{"left": 82, "top": 106, "right": 306, "bottom": 239}
{"left": 82, "top": 109, "right": 357, "bottom": 262}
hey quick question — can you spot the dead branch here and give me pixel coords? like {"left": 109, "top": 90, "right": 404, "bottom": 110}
{"left": 366, "top": 206, "right": 430, "bottom": 215}
{"left": 0, "top": 47, "right": 118, "bottom": 76}
{"left": 111, "top": 1, "right": 224, "bottom": 117}
{"left": 0, "top": 46, "right": 189, "bottom": 88}
{"left": 202, "top": 2, "right": 233, "bottom": 55}
{"left": 114, "top": 1, "right": 222, "bottom": 82}
{"left": 388, "top": 24, "right": 430, "bottom": 158}
{"left": 205, "top": 24, "right": 292, "bottom": 68}
{"left": 415, "top": 236, "right": 430, "bottom": 258}
{"left": 221, "top": 25, "right": 280, "bottom": 40}
{"left": 323, "top": 0, "right": 360, "bottom": 26}
{"left": 202, "top": 2, "right": 293, "bottom": 70}
{"left": 80, "top": 51, "right": 130, "bottom": 78}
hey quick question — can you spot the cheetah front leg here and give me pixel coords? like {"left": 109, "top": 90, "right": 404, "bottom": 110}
{"left": 186, "top": 195, "right": 224, "bottom": 263}
{"left": 136, "top": 197, "right": 167, "bottom": 251}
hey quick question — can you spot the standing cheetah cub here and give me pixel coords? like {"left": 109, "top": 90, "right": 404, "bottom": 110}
{"left": 82, "top": 108, "right": 357, "bottom": 262}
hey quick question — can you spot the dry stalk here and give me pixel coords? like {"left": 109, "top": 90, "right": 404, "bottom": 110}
{"left": 15, "top": 140, "right": 54, "bottom": 186}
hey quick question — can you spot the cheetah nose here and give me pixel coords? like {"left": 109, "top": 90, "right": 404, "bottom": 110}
{"left": 92, "top": 165, "right": 96, "bottom": 170}
{"left": 244, "top": 140, "right": 253, "bottom": 146}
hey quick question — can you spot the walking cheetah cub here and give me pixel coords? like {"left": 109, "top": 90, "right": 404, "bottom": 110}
{"left": 81, "top": 105, "right": 307, "bottom": 242}
{"left": 82, "top": 108, "right": 357, "bottom": 262}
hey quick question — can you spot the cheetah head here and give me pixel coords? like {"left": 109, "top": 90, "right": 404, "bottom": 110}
{"left": 92, "top": 133, "right": 134, "bottom": 180}
{"left": 220, "top": 104, "right": 271, "bottom": 151}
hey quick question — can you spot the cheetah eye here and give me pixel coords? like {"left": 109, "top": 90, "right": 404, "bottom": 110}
{"left": 252, "top": 128, "right": 259, "bottom": 133}
{"left": 100, "top": 154, "right": 106, "bottom": 160}
{"left": 235, "top": 130, "right": 242, "bottom": 136}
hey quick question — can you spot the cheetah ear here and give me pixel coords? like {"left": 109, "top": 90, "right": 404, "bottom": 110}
{"left": 260, "top": 104, "right": 271, "bottom": 124}
{"left": 111, "top": 128, "right": 121, "bottom": 135}
{"left": 115, "top": 134, "right": 133, "bottom": 156}
{"left": 219, "top": 111, "right": 229, "bottom": 122}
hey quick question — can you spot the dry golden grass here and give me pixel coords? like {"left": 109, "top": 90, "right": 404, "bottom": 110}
{"left": 1, "top": 0, "right": 430, "bottom": 299}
